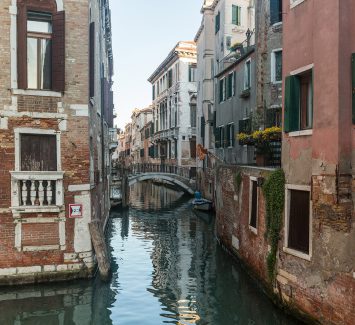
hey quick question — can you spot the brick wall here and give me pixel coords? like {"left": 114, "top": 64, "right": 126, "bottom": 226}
{"left": 214, "top": 165, "right": 355, "bottom": 324}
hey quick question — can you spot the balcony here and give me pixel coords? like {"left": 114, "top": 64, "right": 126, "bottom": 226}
{"left": 10, "top": 171, "right": 64, "bottom": 214}
{"left": 109, "top": 128, "right": 118, "bottom": 151}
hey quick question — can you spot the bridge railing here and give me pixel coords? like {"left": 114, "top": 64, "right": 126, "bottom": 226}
{"left": 116, "top": 163, "right": 196, "bottom": 180}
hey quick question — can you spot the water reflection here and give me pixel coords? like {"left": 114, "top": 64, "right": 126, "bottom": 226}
{"left": 0, "top": 181, "right": 302, "bottom": 325}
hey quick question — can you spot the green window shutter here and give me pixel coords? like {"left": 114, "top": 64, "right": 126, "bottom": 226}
{"left": 352, "top": 54, "right": 355, "bottom": 123}
{"left": 231, "top": 124, "right": 235, "bottom": 146}
{"left": 232, "top": 5, "right": 237, "bottom": 25}
{"left": 284, "top": 75, "right": 300, "bottom": 132}
{"left": 237, "top": 6, "right": 241, "bottom": 26}
{"left": 215, "top": 126, "right": 220, "bottom": 148}
{"left": 219, "top": 79, "right": 223, "bottom": 102}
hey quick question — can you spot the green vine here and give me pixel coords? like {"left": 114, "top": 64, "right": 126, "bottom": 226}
{"left": 262, "top": 169, "right": 285, "bottom": 281}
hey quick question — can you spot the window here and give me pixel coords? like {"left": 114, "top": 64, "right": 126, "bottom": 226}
{"left": 190, "top": 136, "right": 196, "bottom": 159}
{"left": 215, "top": 11, "right": 220, "bottom": 33}
{"left": 17, "top": 1, "right": 65, "bottom": 91}
{"left": 227, "top": 73, "right": 233, "bottom": 98}
{"left": 270, "top": 0, "right": 283, "bottom": 25}
{"left": 232, "top": 72, "right": 236, "bottom": 96}
{"left": 271, "top": 50, "right": 282, "bottom": 83}
{"left": 285, "top": 187, "right": 311, "bottom": 258}
{"left": 219, "top": 78, "right": 226, "bottom": 102}
{"left": 284, "top": 69, "right": 313, "bottom": 132}
{"left": 226, "top": 36, "right": 232, "bottom": 50}
{"left": 232, "top": 5, "right": 241, "bottom": 26}
{"left": 227, "top": 123, "right": 235, "bottom": 147}
{"left": 21, "top": 134, "right": 57, "bottom": 171}
{"left": 27, "top": 12, "right": 53, "bottom": 90}
{"left": 188, "top": 64, "right": 197, "bottom": 82}
{"left": 244, "top": 60, "right": 251, "bottom": 90}
{"left": 190, "top": 104, "right": 197, "bottom": 127}
{"left": 249, "top": 178, "right": 258, "bottom": 232}
{"left": 239, "top": 118, "right": 251, "bottom": 135}
{"left": 168, "top": 69, "right": 173, "bottom": 88}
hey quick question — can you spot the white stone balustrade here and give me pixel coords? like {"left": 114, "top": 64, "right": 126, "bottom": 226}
{"left": 10, "top": 171, "right": 64, "bottom": 214}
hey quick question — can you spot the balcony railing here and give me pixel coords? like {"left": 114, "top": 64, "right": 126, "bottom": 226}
{"left": 10, "top": 171, "right": 64, "bottom": 213}
{"left": 129, "top": 163, "right": 197, "bottom": 180}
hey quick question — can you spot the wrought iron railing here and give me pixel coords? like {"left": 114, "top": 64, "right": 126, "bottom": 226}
{"left": 115, "top": 163, "right": 196, "bottom": 180}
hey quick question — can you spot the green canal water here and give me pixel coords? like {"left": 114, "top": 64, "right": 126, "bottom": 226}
{"left": 0, "top": 181, "right": 303, "bottom": 325}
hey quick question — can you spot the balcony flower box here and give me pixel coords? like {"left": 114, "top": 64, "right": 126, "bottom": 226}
{"left": 239, "top": 88, "right": 251, "bottom": 99}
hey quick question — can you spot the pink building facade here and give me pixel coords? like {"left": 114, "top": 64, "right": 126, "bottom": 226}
{"left": 281, "top": 0, "right": 355, "bottom": 323}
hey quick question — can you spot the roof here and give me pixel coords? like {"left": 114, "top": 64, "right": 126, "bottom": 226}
{"left": 148, "top": 41, "right": 197, "bottom": 83}
{"left": 214, "top": 47, "right": 255, "bottom": 79}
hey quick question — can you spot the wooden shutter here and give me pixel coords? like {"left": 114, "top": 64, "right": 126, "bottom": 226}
{"left": 352, "top": 54, "right": 355, "bottom": 124}
{"left": 250, "top": 181, "right": 257, "bottom": 228}
{"left": 17, "top": 3, "right": 27, "bottom": 89}
{"left": 231, "top": 124, "right": 235, "bottom": 146}
{"left": 90, "top": 22, "right": 95, "bottom": 97}
{"left": 219, "top": 79, "right": 223, "bottom": 102}
{"left": 52, "top": 11, "right": 65, "bottom": 92}
{"left": 288, "top": 190, "right": 310, "bottom": 254}
{"left": 284, "top": 75, "right": 300, "bottom": 132}
{"left": 21, "top": 134, "right": 57, "bottom": 171}
{"left": 215, "top": 126, "right": 220, "bottom": 148}
{"left": 201, "top": 116, "right": 205, "bottom": 138}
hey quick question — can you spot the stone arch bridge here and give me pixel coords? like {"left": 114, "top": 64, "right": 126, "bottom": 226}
{"left": 118, "top": 164, "right": 197, "bottom": 195}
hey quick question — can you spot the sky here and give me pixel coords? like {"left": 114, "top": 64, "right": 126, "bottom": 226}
{"left": 110, "top": 0, "right": 203, "bottom": 130}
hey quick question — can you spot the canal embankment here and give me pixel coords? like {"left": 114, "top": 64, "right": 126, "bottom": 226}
{"left": 207, "top": 164, "right": 354, "bottom": 325}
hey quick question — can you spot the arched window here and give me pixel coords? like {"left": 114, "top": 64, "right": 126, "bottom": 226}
{"left": 17, "top": 0, "right": 65, "bottom": 92}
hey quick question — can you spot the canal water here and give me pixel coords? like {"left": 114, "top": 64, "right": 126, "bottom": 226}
{"left": 0, "top": 181, "right": 303, "bottom": 325}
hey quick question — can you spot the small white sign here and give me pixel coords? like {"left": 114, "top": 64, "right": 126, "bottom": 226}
{"left": 69, "top": 204, "right": 83, "bottom": 218}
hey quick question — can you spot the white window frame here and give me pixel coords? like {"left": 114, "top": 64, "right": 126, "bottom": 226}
{"left": 283, "top": 184, "right": 313, "bottom": 261}
{"left": 248, "top": 176, "right": 258, "bottom": 234}
{"left": 14, "top": 128, "right": 61, "bottom": 172}
{"left": 244, "top": 58, "right": 251, "bottom": 90}
{"left": 290, "top": 0, "right": 306, "bottom": 9}
{"left": 227, "top": 122, "right": 234, "bottom": 148}
{"left": 271, "top": 48, "right": 283, "bottom": 84}
{"left": 222, "top": 77, "right": 226, "bottom": 102}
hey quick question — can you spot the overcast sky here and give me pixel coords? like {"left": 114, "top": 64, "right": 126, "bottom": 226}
{"left": 110, "top": 0, "right": 202, "bottom": 129}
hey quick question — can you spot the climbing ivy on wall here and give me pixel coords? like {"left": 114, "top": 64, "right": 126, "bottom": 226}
{"left": 262, "top": 169, "right": 285, "bottom": 282}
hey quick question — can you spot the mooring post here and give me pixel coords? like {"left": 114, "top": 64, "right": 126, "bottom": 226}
{"left": 121, "top": 169, "right": 129, "bottom": 208}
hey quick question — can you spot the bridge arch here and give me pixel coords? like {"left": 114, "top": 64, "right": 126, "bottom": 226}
{"left": 128, "top": 174, "right": 195, "bottom": 195}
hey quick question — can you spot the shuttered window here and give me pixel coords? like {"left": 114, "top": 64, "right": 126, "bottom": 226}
{"left": 239, "top": 118, "right": 251, "bottom": 134}
{"left": 227, "top": 73, "right": 233, "bottom": 98}
{"left": 270, "top": 0, "right": 283, "bottom": 25}
{"left": 288, "top": 190, "right": 310, "bottom": 254}
{"left": 284, "top": 69, "right": 313, "bottom": 132}
{"left": 21, "top": 134, "right": 57, "bottom": 171}
{"left": 215, "top": 11, "right": 220, "bottom": 33}
{"left": 17, "top": 2, "right": 65, "bottom": 92}
{"left": 232, "top": 5, "right": 241, "bottom": 26}
{"left": 190, "top": 137, "right": 196, "bottom": 159}
{"left": 249, "top": 180, "right": 258, "bottom": 229}
{"left": 200, "top": 116, "right": 205, "bottom": 139}
{"left": 219, "top": 79, "right": 224, "bottom": 102}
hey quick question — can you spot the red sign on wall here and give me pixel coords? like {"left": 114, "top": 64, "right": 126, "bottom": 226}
{"left": 69, "top": 204, "right": 83, "bottom": 218}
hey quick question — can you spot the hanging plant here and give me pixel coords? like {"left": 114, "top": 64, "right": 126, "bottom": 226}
{"left": 262, "top": 169, "right": 285, "bottom": 281}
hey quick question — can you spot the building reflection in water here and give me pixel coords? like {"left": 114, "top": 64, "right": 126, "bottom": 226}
{"left": 0, "top": 279, "right": 113, "bottom": 325}
{"left": 0, "top": 181, "right": 301, "bottom": 325}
